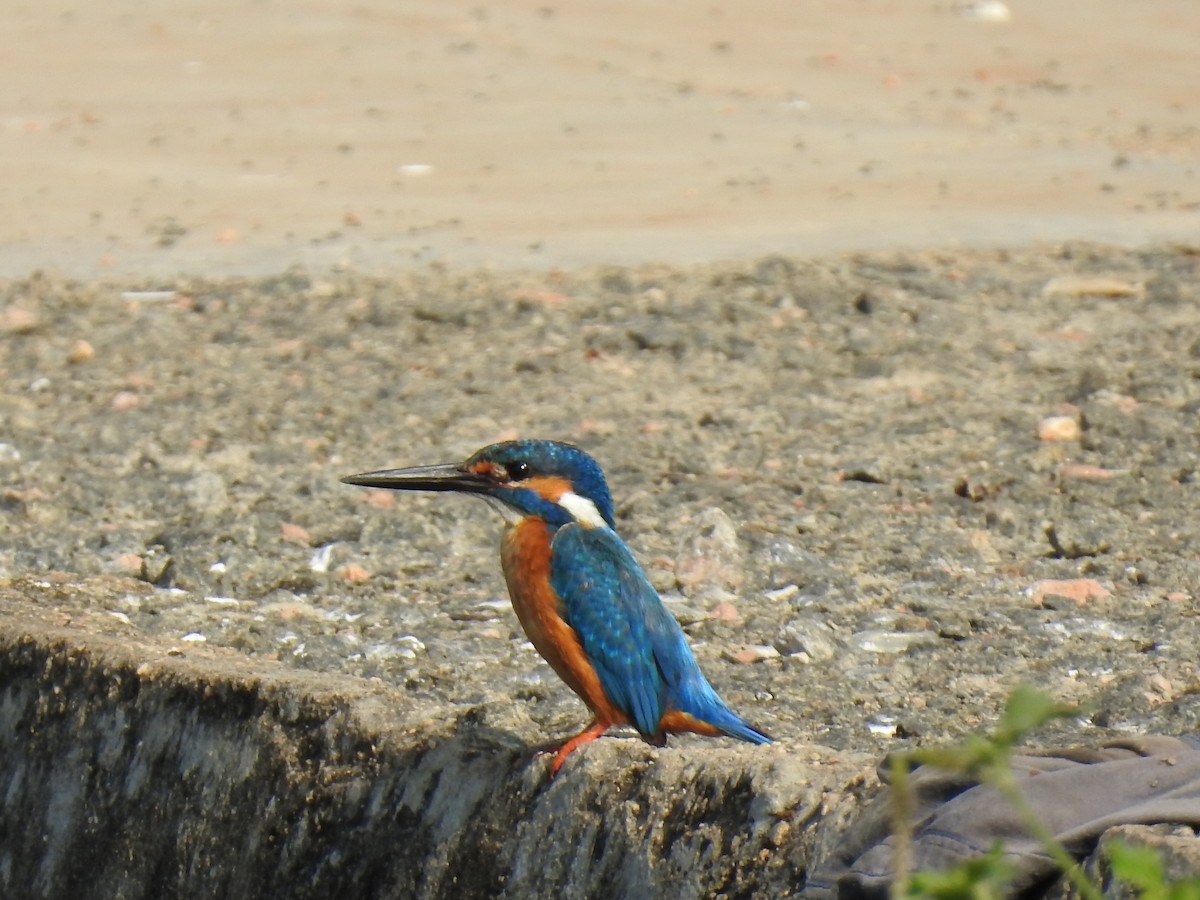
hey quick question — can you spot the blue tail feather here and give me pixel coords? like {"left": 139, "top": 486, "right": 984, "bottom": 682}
{"left": 695, "top": 699, "right": 773, "bottom": 745}
{"left": 670, "top": 677, "right": 773, "bottom": 745}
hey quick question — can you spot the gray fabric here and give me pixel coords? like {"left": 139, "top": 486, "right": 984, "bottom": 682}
{"left": 804, "top": 735, "right": 1200, "bottom": 898}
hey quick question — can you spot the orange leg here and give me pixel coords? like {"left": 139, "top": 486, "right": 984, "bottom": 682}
{"left": 547, "top": 720, "right": 611, "bottom": 776}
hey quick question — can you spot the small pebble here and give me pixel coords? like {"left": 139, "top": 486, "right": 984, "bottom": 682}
{"left": 114, "top": 553, "right": 143, "bottom": 575}
{"left": 1149, "top": 674, "right": 1174, "bottom": 698}
{"left": 1, "top": 306, "right": 39, "bottom": 334}
{"left": 960, "top": 1, "right": 1011, "bottom": 23}
{"left": 111, "top": 391, "right": 142, "bottom": 412}
{"left": 661, "top": 593, "right": 706, "bottom": 626}
{"left": 1028, "top": 578, "right": 1112, "bottom": 606}
{"left": 849, "top": 630, "right": 938, "bottom": 654}
{"left": 365, "top": 490, "right": 395, "bottom": 509}
{"left": 1060, "top": 463, "right": 1122, "bottom": 479}
{"left": 709, "top": 601, "right": 740, "bottom": 622}
{"left": 867, "top": 717, "right": 899, "bottom": 737}
{"left": 280, "top": 522, "right": 311, "bottom": 545}
{"left": 775, "top": 619, "right": 838, "bottom": 661}
{"left": 1041, "top": 276, "right": 1141, "bottom": 298}
{"left": 449, "top": 605, "right": 501, "bottom": 622}
{"left": 763, "top": 584, "right": 800, "bottom": 603}
{"left": 309, "top": 544, "right": 334, "bottom": 573}
{"left": 338, "top": 563, "right": 370, "bottom": 583}
{"left": 725, "top": 644, "right": 781, "bottom": 664}
{"left": 140, "top": 548, "right": 173, "bottom": 584}
{"left": 66, "top": 339, "right": 96, "bottom": 363}
{"left": 1038, "top": 415, "right": 1080, "bottom": 442}
{"left": 397, "top": 635, "right": 427, "bottom": 654}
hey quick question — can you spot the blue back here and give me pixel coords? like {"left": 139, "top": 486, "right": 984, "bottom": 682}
{"left": 549, "top": 523, "right": 770, "bottom": 744}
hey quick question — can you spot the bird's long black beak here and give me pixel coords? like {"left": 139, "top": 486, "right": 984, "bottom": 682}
{"left": 341, "top": 463, "right": 492, "bottom": 494}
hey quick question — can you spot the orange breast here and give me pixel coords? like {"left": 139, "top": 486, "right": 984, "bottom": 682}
{"left": 500, "top": 517, "right": 627, "bottom": 727}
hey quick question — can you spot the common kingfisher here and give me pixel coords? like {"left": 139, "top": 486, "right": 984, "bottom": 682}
{"left": 343, "top": 439, "right": 772, "bottom": 774}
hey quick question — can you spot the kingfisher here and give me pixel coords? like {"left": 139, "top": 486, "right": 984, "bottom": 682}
{"left": 343, "top": 439, "right": 771, "bottom": 774}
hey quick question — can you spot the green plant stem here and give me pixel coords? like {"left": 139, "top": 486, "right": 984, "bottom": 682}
{"left": 889, "top": 754, "right": 914, "bottom": 900}
{"left": 982, "top": 764, "right": 1103, "bottom": 900}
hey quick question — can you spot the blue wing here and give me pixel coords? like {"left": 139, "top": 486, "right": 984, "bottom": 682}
{"left": 550, "top": 523, "right": 773, "bottom": 745}
{"left": 549, "top": 523, "right": 668, "bottom": 737}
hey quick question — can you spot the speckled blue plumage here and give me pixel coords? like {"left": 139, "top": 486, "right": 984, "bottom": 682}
{"left": 550, "top": 522, "right": 771, "bottom": 745}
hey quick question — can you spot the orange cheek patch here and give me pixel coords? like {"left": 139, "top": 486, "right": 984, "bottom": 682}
{"left": 523, "top": 475, "right": 572, "bottom": 502}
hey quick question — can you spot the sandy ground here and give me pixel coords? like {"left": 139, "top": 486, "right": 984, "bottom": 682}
{"left": 2, "top": 0, "right": 1197, "bottom": 279}
{"left": 3, "top": 244, "right": 1199, "bottom": 755}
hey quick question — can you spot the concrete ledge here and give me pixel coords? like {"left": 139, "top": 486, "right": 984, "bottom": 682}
{"left": 0, "top": 576, "right": 868, "bottom": 899}
{"left": 8, "top": 576, "right": 1189, "bottom": 898}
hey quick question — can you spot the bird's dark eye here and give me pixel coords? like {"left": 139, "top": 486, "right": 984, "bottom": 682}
{"left": 507, "top": 460, "right": 531, "bottom": 481}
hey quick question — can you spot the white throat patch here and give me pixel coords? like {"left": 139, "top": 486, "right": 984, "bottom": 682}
{"left": 557, "top": 491, "right": 608, "bottom": 528}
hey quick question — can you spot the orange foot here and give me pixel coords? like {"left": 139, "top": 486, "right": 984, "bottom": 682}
{"left": 547, "top": 720, "right": 611, "bottom": 777}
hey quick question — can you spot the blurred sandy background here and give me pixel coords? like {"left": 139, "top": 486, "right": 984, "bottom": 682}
{"left": 2, "top": 1, "right": 1196, "bottom": 278}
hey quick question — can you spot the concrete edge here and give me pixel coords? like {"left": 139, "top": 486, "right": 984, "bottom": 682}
{"left": 0, "top": 574, "right": 871, "bottom": 899}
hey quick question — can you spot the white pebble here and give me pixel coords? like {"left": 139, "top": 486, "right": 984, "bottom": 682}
{"left": 1038, "top": 415, "right": 1081, "bottom": 442}
{"left": 867, "top": 717, "right": 899, "bottom": 737}
{"left": 960, "top": 1, "right": 1011, "bottom": 22}
{"left": 850, "top": 630, "right": 937, "bottom": 654}
{"left": 309, "top": 544, "right": 334, "bottom": 573}
{"left": 764, "top": 584, "right": 800, "bottom": 603}
{"left": 397, "top": 634, "right": 426, "bottom": 653}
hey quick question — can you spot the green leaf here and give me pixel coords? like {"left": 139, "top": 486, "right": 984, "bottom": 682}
{"left": 1109, "top": 840, "right": 1165, "bottom": 892}
{"left": 1108, "top": 839, "right": 1200, "bottom": 900}
{"left": 994, "top": 685, "right": 1078, "bottom": 746}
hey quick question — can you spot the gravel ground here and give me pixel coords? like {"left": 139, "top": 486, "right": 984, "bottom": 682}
{"left": 2, "top": 242, "right": 1198, "bottom": 757}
